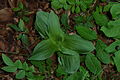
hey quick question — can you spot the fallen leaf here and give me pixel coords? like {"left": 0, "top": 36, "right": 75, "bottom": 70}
{"left": 0, "top": 8, "right": 14, "bottom": 23}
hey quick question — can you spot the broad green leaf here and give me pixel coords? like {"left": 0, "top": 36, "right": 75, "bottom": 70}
{"left": 58, "top": 53, "right": 80, "bottom": 73}
{"left": 110, "top": 3, "right": 120, "bottom": 19}
{"left": 48, "top": 11, "right": 64, "bottom": 41}
{"left": 96, "top": 40, "right": 110, "bottom": 64}
{"left": 29, "top": 39, "right": 57, "bottom": 60}
{"left": 60, "top": 46, "right": 77, "bottom": 55}
{"left": 14, "top": 60, "right": 22, "bottom": 69}
{"left": 101, "top": 19, "right": 120, "bottom": 38}
{"left": 62, "top": 34, "right": 95, "bottom": 54}
{"left": 93, "top": 11, "right": 108, "bottom": 26}
{"left": 85, "top": 53, "right": 102, "bottom": 74}
{"left": 2, "top": 54, "right": 14, "bottom": 66}
{"left": 35, "top": 11, "right": 49, "bottom": 38}
{"left": 16, "top": 70, "right": 25, "bottom": 79}
{"left": 113, "top": 50, "right": 120, "bottom": 72}
{"left": 76, "top": 26, "right": 97, "bottom": 40}
{"left": 23, "top": 62, "right": 29, "bottom": 71}
{"left": 1, "top": 66, "right": 17, "bottom": 72}
{"left": 105, "top": 40, "right": 120, "bottom": 53}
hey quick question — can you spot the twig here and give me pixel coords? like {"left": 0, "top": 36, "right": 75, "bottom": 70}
{"left": 8, "top": 0, "right": 14, "bottom": 8}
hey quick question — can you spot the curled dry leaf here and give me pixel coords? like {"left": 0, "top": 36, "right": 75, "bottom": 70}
{"left": 0, "top": 8, "right": 14, "bottom": 23}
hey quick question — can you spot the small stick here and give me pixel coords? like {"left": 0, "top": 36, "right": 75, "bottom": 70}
{"left": 8, "top": 0, "right": 14, "bottom": 8}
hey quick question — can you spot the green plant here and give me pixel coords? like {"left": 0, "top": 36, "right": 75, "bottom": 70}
{"left": 12, "top": 1, "right": 30, "bottom": 23}
{"left": 76, "top": 25, "right": 97, "bottom": 40}
{"left": 31, "top": 58, "right": 53, "bottom": 78}
{"left": 93, "top": 7, "right": 109, "bottom": 27}
{"left": 29, "top": 11, "right": 95, "bottom": 73}
{"left": 51, "top": 0, "right": 94, "bottom": 13}
{"left": 9, "top": 19, "right": 30, "bottom": 46}
{"left": 93, "top": 3, "right": 120, "bottom": 39}
{"left": 74, "top": 15, "right": 94, "bottom": 28}
{"left": 95, "top": 40, "right": 110, "bottom": 64}
{"left": 1, "top": 54, "right": 36, "bottom": 79}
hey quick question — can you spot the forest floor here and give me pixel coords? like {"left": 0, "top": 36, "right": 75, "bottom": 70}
{"left": 0, "top": 0, "right": 120, "bottom": 80}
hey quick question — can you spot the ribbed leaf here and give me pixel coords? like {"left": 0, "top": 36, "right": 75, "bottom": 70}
{"left": 48, "top": 11, "right": 64, "bottom": 41}
{"left": 35, "top": 11, "right": 49, "bottom": 38}
{"left": 60, "top": 46, "right": 76, "bottom": 55}
{"left": 76, "top": 26, "right": 97, "bottom": 40}
{"left": 58, "top": 53, "right": 80, "bottom": 73}
{"left": 29, "top": 39, "right": 57, "bottom": 60}
{"left": 85, "top": 53, "right": 102, "bottom": 74}
{"left": 93, "top": 11, "right": 108, "bottom": 26}
{"left": 96, "top": 40, "right": 110, "bottom": 64}
{"left": 62, "top": 34, "right": 95, "bottom": 54}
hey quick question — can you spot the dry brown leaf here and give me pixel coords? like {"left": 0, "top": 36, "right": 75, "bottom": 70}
{"left": 0, "top": 8, "right": 14, "bottom": 23}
